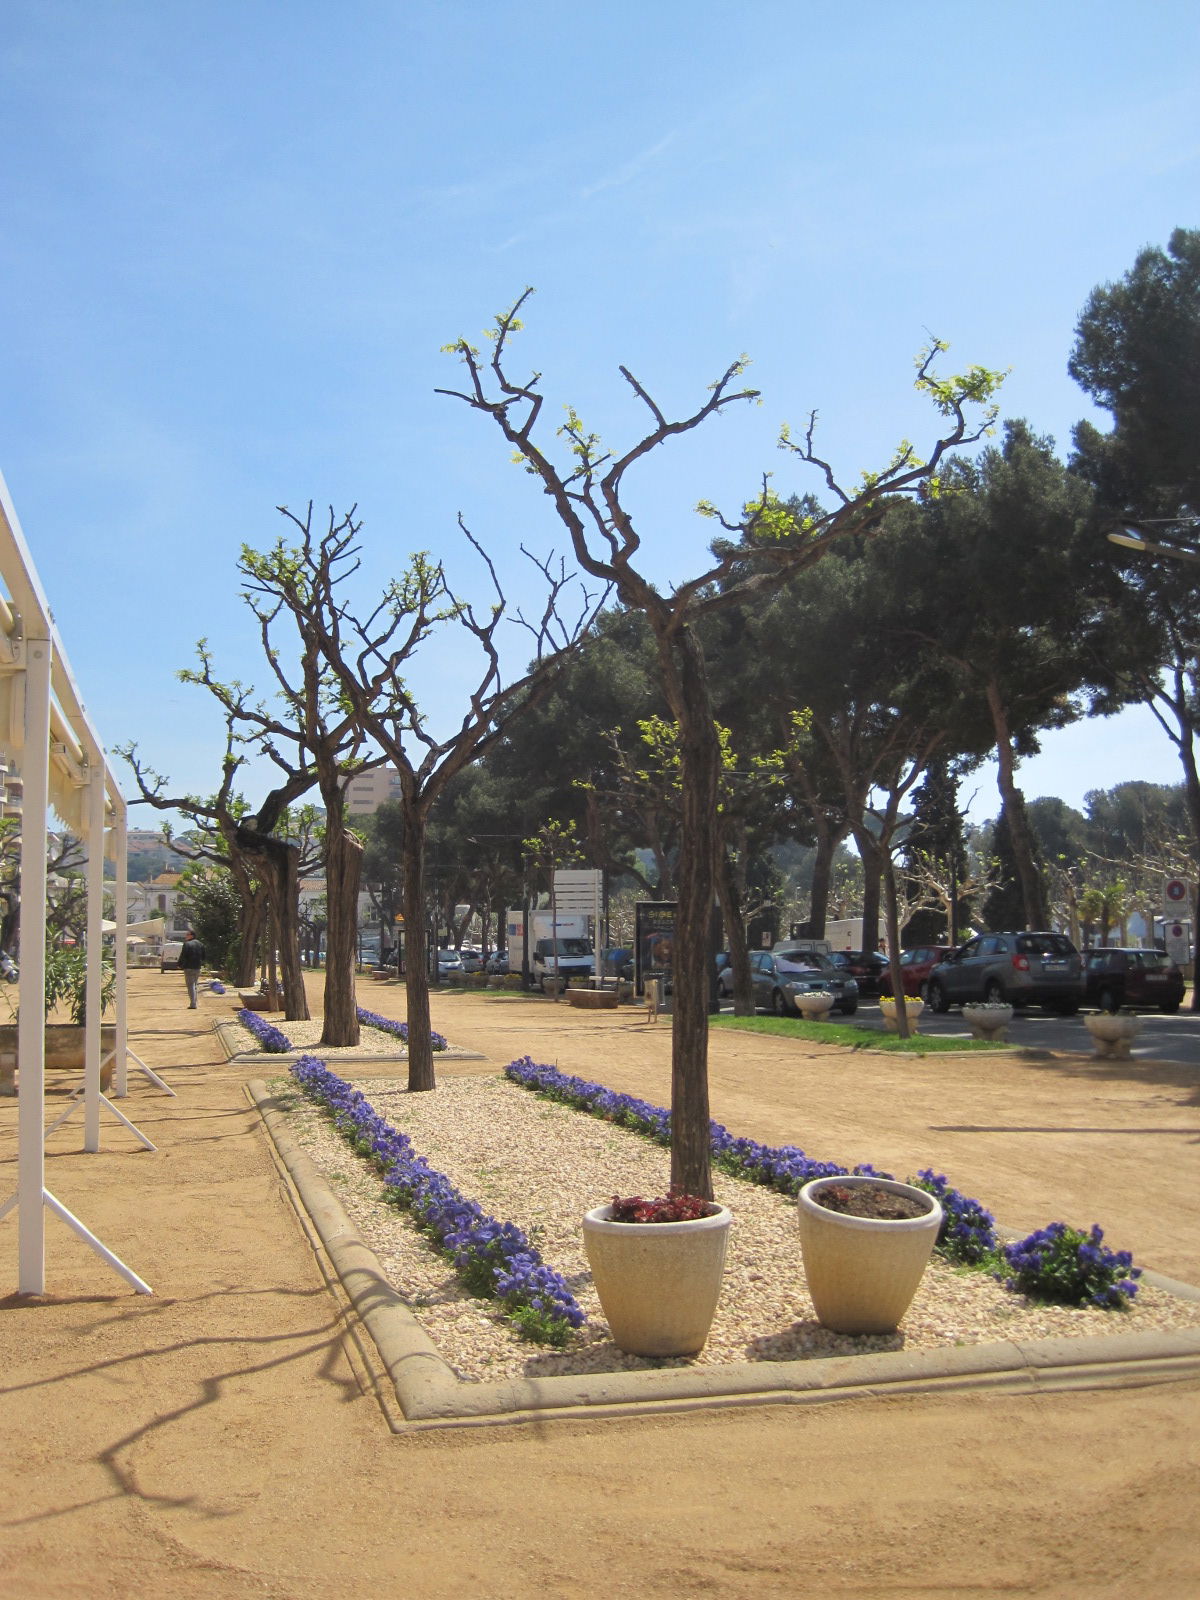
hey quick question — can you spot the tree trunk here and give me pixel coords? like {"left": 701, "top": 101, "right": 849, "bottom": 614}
{"left": 806, "top": 819, "right": 844, "bottom": 938}
{"left": 401, "top": 807, "right": 437, "bottom": 1092}
{"left": 853, "top": 824, "right": 884, "bottom": 954}
{"left": 226, "top": 848, "right": 265, "bottom": 988}
{"left": 320, "top": 805, "right": 362, "bottom": 1048}
{"left": 234, "top": 887, "right": 264, "bottom": 988}
{"left": 715, "top": 848, "right": 753, "bottom": 1016}
{"left": 1170, "top": 719, "right": 1200, "bottom": 1011}
{"left": 236, "top": 827, "right": 310, "bottom": 1021}
{"left": 882, "top": 852, "right": 910, "bottom": 1039}
{"left": 263, "top": 908, "right": 280, "bottom": 1011}
{"left": 986, "top": 679, "right": 1049, "bottom": 929}
{"left": 660, "top": 627, "right": 717, "bottom": 1201}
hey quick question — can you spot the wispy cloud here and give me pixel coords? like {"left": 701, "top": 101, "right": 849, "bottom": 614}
{"left": 579, "top": 130, "right": 679, "bottom": 200}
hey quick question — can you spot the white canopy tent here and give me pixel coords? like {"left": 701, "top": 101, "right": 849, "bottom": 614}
{"left": 0, "top": 470, "right": 152, "bottom": 1295}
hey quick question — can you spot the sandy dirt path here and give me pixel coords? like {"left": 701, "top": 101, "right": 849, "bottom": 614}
{"left": 1, "top": 971, "right": 1197, "bottom": 1598}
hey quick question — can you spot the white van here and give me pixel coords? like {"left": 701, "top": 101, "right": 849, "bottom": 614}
{"left": 532, "top": 936, "right": 594, "bottom": 988}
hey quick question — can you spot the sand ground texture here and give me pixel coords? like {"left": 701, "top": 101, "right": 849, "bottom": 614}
{"left": 1, "top": 970, "right": 1198, "bottom": 1598}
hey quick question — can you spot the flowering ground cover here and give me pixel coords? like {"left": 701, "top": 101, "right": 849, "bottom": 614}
{"left": 289, "top": 1055, "right": 583, "bottom": 1345}
{"left": 503, "top": 1057, "right": 1143, "bottom": 1310}
{"left": 235, "top": 1004, "right": 448, "bottom": 1054}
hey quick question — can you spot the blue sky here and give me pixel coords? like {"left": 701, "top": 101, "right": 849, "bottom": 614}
{"left": 1, "top": 1, "right": 1197, "bottom": 828}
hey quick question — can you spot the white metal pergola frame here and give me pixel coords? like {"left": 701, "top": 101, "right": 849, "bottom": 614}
{"left": 0, "top": 471, "right": 152, "bottom": 1295}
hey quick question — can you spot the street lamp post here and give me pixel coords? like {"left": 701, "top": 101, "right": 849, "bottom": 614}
{"left": 1106, "top": 521, "right": 1200, "bottom": 565}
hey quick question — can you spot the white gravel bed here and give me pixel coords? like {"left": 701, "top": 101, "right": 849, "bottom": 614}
{"left": 270, "top": 1019, "right": 407, "bottom": 1056}
{"left": 275, "top": 1071, "right": 1200, "bottom": 1382}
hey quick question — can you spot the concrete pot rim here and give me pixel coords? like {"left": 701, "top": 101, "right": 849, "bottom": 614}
{"left": 584, "top": 1203, "right": 732, "bottom": 1238}
{"left": 798, "top": 1175, "right": 942, "bottom": 1234}
{"left": 1084, "top": 1010, "right": 1142, "bottom": 1034}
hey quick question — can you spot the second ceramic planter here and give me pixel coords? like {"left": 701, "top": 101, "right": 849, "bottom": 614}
{"left": 797, "top": 1175, "right": 942, "bottom": 1335}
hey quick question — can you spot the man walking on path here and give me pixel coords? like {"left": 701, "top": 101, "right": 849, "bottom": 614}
{"left": 179, "top": 928, "right": 205, "bottom": 1008}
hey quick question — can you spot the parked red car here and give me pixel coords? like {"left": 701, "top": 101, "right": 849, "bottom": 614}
{"left": 1084, "top": 948, "right": 1185, "bottom": 1013}
{"left": 827, "top": 949, "right": 890, "bottom": 996}
{"left": 878, "top": 945, "right": 954, "bottom": 999}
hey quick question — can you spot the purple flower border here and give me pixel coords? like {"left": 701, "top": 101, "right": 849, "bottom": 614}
{"left": 503, "top": 1057, "right": 1141, "bottom": 1309}
{"left": 236, "top": 1008, "right": 292, "bottom": 1053}
{"left": 289, "top": 1054, "right": 584, "bottom": 1343}
{"left": 236, "top": 1004, "right": 448, "bottom": 1055}
{"left": 356, "top": 1005, "right": 447, "bottom": 1052}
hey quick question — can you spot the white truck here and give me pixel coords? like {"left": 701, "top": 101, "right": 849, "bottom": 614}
{"left": 505, "top": 910, "right": 595, "bottom": 988}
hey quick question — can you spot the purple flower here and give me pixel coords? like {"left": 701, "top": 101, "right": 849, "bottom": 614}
{"left": 290, "top": 1053, "right": 582, "bottom": 1341}
{"left": 237, "top": 1009, "right": 293, "bottom": 1053}
{"left": 357, "top": 1005, "right": 447, "bottom": 1052}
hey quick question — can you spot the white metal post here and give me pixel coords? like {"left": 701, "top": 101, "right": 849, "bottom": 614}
{"left": 83, "top": 758, "right": 105, "bottom": 1151}
{"left": 112, "top": 801, "right": 129, "bottom": 1097}
{"left": 17, "top": 634, "right": 51, "bottom": 1294}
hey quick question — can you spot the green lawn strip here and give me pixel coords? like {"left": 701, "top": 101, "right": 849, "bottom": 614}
{"left": 709, "top": 1013, "right": 1005, "bottom": 1053}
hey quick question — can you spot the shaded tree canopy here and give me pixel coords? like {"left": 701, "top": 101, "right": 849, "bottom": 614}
{"left": 1070, "top": 227, "right": 1200, "bottom": 519}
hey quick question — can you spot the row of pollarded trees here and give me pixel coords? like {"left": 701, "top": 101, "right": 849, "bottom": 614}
{"left": 127, "top": 294, "right": 1004, "bottom": 1202}
{"left": 124, "top": 506, "right": 604, "bottom": 1084}
{"left": 125, "top": 227, "right": 1198, "bottom": 1198}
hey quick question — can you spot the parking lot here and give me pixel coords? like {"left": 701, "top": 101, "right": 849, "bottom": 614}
{"left": 849, "top": 997, "right": 1200, "bottom": 1067}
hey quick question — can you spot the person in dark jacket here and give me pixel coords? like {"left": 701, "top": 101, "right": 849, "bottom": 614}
{"left": 179, "top": 929, "right": 205, "bottom": 1008}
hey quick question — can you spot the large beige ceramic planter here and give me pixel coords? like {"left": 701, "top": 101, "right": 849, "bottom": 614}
{"left": 797, "top": 1175, "right": 942, "bottom": 1335}
{"left": 582, "top": 1203, "right": 733, "bottom": 1357}
{"left": 962, "top": 1002, "right": 1014, "bottom": 1041}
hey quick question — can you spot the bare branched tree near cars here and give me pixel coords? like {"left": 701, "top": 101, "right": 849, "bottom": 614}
{"left": 440, "top": 289, "right": 1004, "bottom": 1197}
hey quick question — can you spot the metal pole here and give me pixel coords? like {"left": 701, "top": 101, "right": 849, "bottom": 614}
{"left": 112, "top": 799, "right": 129, "bottom": 1097}
{"left": 83, "top": 759, "right": 105, "bottom": 1151}
{"left": 17, "top": 634, "right": 51, "bottom": 1293}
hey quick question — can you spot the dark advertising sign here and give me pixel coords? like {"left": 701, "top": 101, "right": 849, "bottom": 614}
{"left": 635, "top": 901, "right": 677, "bottom": 996}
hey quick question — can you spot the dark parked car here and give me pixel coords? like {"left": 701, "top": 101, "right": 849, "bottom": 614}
{"left": 828, "top": 949, "right": 890, "bottom": 996}
{"left": 927, "top": 932, "right": 1085, "bottom": 1014}
{"left": 878, "top": 945, "right": 955, "bottom": 999}
{"left": 485, "top": 950, "right": 510, "bottom": 975}
{"left": 719, "top": 950, "right": 858, "bottom": 1016}
{"left": 1085, "top": 948, "right": 1185, "bottom": 1013}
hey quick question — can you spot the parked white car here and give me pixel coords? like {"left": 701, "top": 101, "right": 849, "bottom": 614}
{"left": 435, "top": 949, "right": 464, "bottom": 979}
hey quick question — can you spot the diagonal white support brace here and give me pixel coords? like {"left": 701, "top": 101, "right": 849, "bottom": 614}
{"left": 0, "top": 1185, "right": 152, "bottom": 1292}
{"left": 126, "top": 1048, "right": 176, "bottom": 1097}
{"left": 42, "top": 1188, "right": 152, "bottom": 1293}
{"left": 45, "top": 1089, "right": 157, "bottom": 1150}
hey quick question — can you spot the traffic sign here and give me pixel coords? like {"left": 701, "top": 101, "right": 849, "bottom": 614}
{"left": 1164, "top": 878, "right": 1191, "bottom": 915}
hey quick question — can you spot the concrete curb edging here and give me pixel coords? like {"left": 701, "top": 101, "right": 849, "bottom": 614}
{"left": 247, "top": 1079, "right": 1200, "bottom": 1431}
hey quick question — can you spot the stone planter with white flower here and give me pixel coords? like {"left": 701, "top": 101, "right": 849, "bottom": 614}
{"left": 795, "top": 990, "right": 835, "bottom": 1021}
{"left": 961, "top": 1001, "right": 1014, "bottom": 1041}
{"left": 1084, "top": 1009, "right": 1141, "bottom": 1059}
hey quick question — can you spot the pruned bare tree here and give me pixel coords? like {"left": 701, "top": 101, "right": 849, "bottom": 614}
{"left": 179, "top": 507, "right": 393, "bottom": 1045}
{"left": 252, "top": 504, "right": 602, "bottom": 1091}
{"left": 440, "top": 289, "right": 1003, "bottom": 1195}
{"left": 119, "top": 703, "right": 316, "bottom": 1017}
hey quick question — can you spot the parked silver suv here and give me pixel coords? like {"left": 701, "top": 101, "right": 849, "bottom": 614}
{"left": 926, "top": 932, "right": 1084, "bottom": 1015}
